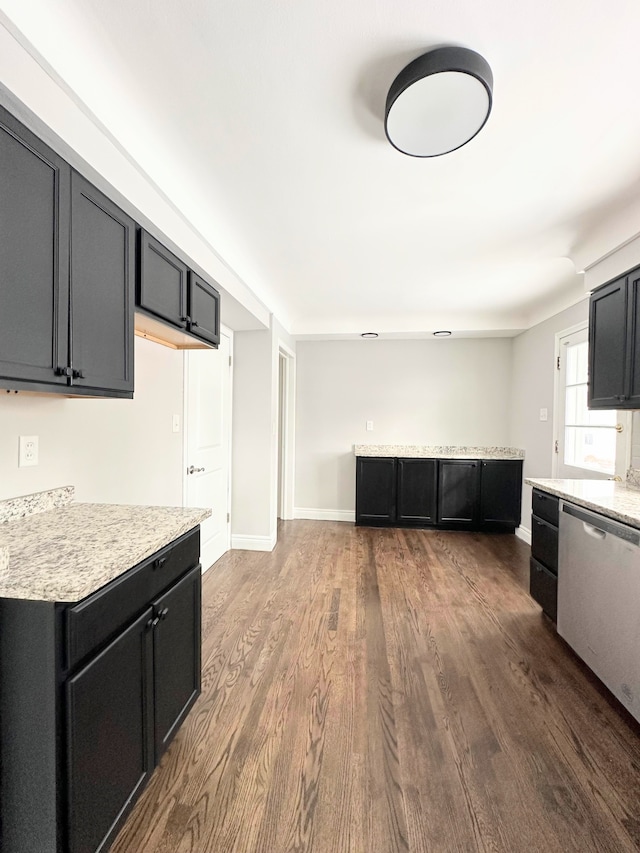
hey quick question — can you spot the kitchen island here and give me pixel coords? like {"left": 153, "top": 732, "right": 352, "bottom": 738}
{"left": 0, "top": 486, "right": 210, "bottom": 853}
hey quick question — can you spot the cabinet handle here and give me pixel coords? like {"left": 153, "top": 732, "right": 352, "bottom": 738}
{"left": 153, "top": 556, "right": 167, "bottom": 570}
{"left": 180, "top": 315, "right": 191, "bottom": 324}
{"left": 191, "top": 320, "right": 199, "bottom": 327}
{"left": 146, "top": 616, "right": 160, "bottom": 630}
{"left": 72, "top": 368, "right": 85, "bottom": 379}
{"left": 55, "top": 366, "right": 72, "bottom": 377}
{"left": 158, "top": 607, "right": 169, "bottom": 621}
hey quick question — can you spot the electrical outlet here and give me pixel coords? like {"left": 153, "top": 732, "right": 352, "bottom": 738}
{"left": 172, "top": 414, "right": 180, "bottom": 433}
{"left": 366, "top": 420, "right": 374, "bottom": 431}
{"left": 539, "top": 408, "right": 548, "bottom": 422}
{"left": 19, "top": 435, "right": 39, "bottom": 467}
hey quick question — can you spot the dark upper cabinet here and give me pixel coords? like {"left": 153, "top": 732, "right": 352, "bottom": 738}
{"left": 70, "top": 172, "right": 135, "bottom": 395}
{"left": 397, "top": 458, "right": 437, "bottom": 524}
{"left": 437, "top": 460, "right": 480, "bottom": 525}
{"left": 137, "top": 231, "right": 220, "bottom": 349}
{"left": 356, "top": 457, "right": 397, "bottom": 524}
{"left": 479, "top": 460, "right": 523, "bottom": 527}
{"left": 588, "top": 267, "right": 640, "bottom": 409}
{"left": 152, "top": 565, "right": 202, "bottom": 762}
{"left": 0, "top": 106, "right": 134, "bottom": 398}
{"left": 188, "top": 271, "right": 220, "bottom": 346}
{"left": 138, "top": 229, "right": 189, "bottom": 329}
{"left": 65, "top": 608, "right": 153, "bottom": 853}
{"left": 0, "top": 105, "right": 70, "bottom": 388}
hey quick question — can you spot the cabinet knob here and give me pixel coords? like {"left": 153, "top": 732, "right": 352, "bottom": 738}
{"left": 191, "top": 320, "right": 199, "bottom": 327}
{"left": 153, "top": 556, "right": 167, "bottom": 570}
{"left": 159, "top": 607, "right": 169, "bottom": 621}
{"left": 55, "top": 366, "right": 72, "bottom": 377}
{"left": 72, "top": 368, "right": 85, "bottom": 379}
{"left": 180, "top": 315, "right": 191, "bottom": 324}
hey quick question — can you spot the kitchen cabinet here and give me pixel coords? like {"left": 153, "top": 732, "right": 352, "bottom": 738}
{"left": 0, "top": 528, "right": 202, "bottom": 853}
{"left": 0, "top": 106, "right": 135, "bottom": 398}
{"left": 356, "top": 457, "right": 397, "bottom": 523}
{"left": 137, "top": 229, "right": 220, "bottom": 349}
{"left": 479, "top": 460, "right": 523, "bottom": 527}
{"left": 397, "top": 458, "right": 438, "bottom": 524}
{"left": 589, "top": 266, "right": 640, "bottom": 409}
{"left": 356, "top": 456, "right": 523, "bottom": 531}
{"left": 529, "top": 488, "right": 559, "bottom": 621}
{"left": 438, "top": 460, "right": 480, "bottom": 525}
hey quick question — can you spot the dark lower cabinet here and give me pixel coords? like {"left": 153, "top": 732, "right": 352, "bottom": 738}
{"left": 66, "top": 609, "right": 153, "bottom": 853}
{"left": 397, "top": 458, "right": 437, "bottom": 524}
{"left": 0, "top": 528, "right": 202, "bottom": 853}
{"left": 480, "top": 460, "right": 523, "bottom": 527}
{"left": 356, "top": 457, "right": 397, "bottom": 524}
{"left": 438, "top": 460, "right": 480, "bottom": 525}
{"left": 152, "top": 565, "right": 202, "bottom": 761}
{"left": 529, "top": 489, "right": 559, "bottom": 621}
{"left": 356, "top": 456, "right": 523, "bottom": 531}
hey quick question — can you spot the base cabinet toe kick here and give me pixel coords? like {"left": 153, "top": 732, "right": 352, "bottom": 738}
{"left": 0, "top": 527, "right": 202, "bottom": 853}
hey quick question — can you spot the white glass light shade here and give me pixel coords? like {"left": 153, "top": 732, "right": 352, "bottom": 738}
{"left": 385, "top": 47, "right": 493, "bottom": 158}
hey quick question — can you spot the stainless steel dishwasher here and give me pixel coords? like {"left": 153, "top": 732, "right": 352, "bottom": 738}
{"left": 558, "top": 501, "right": 640, "bottom": 724}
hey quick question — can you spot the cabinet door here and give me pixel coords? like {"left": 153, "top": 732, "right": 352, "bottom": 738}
{"left": 356, "top": 457, "right": 397, "bottom": 524}
{"left": 188, "top": 272, "right": 220, "bottom": 346}
{"left": 588, "top": 276, "right": 627, "bottom": 408}
{"left": 70, "top": 172, "right": 135, "bottom": 396}
{"left": 138, "top": 230, "right": 188, "bottom": 329}
{"left": 625, "top": 271, "right": 640, "bottom": 407}
{"left": 437, "top": 460, "right": 480, "bottom": 525}
{"left": 397, "top": 458, "right": 437, "bottom": 524}
{"left": 0, "top": 106, "right": 70, "bottom": 387}
{"left": 152, "top": 565, "right": 201, "bottom": 762}
{"left": 65, "top": 608, "right": 153, "bottom": 853}
{"left": 479, "top": 460, "right": 522, "bottom": 527}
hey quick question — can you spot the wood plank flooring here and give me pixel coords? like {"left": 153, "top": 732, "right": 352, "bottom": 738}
{"left": 111, "top": 521, "right": 640, "bottom": 853}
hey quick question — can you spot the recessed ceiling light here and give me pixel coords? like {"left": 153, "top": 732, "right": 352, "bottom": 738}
{"left": 433, "top": 330, "right": 452, "bottom": 337}
{"left": 385, "top": 46, "right": 493, "bottom": 158}
{"left": 361, "top": 332, "right": 379, "bottom": 339}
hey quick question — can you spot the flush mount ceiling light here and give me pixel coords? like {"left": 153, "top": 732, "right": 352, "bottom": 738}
{"left": 361, "top": 332, "right": 379, "bottom": 339}
{"left": 433, "top": 330, "right": 452, "bottom": 337}
{"left": 385, "top": 46, "right": 493, "bottom": 157}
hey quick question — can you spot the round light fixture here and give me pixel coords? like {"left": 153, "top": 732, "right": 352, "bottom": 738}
{"left": 433, "top": 330, "right": 452, "bottom": 337}
{"left": 361, "top": 332, "right": 379, "bottom": 339}
{"left": 385, "top": 46, "right": 493, "bottom": 157}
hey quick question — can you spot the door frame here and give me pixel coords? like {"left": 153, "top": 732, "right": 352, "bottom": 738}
{"left": 277, "top": 340, "right": 296, "bottom": 521}
{"left": 552, "top": 321, "right": 631, "bottom": 478}
{"left": 182, "top": 324, "right": 234, "bottom": 557}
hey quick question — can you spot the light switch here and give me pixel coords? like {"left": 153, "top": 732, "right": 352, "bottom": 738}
{"left": 539, "top": 408, "right": 548, "bottom": 422}
{"left": 366, "top": 420, "right": 374, "bottom": 431}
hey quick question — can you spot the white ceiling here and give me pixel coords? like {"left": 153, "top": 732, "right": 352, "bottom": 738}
{"left": 3, "top": 0, "right": 640, "bottom": 336}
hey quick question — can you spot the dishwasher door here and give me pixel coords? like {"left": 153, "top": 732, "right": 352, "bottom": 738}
{"left": 558, "top": 501, "right": 640, "bottom": 723}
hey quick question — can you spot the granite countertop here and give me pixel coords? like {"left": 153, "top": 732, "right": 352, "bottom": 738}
{"left": 526, "top": 478, "right": 640, "bottom": 529}
{"left": 354, "top": 445, "right": 525, "bottom": 460}
{"left": 0, "top": 487, "right": 210, "bottom": 602}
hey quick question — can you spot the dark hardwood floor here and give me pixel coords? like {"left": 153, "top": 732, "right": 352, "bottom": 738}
{"left": 111, "top": 521, "right": 640, "bottom": 853}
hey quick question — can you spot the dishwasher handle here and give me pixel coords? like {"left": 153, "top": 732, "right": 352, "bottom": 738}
{"left": 582, "top": 522, "right": 606, "bottom": 540}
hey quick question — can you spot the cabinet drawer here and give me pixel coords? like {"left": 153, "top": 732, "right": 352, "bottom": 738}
{"left": 531, "top": 514, "right": 558, "bottom": 573}
{"left": 66, "top": 528, "right": 200, "bottom": 671}
{"left": 532, "top": 489, "right": 559, "bottom": 526}
{"left": 530, "top": 557, "right": 557, "bottom": 622}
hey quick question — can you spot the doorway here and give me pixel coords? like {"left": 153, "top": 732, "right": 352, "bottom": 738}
{"left": 553, "top": 323, "right": 630, "bottom": 479}
{"left": 183, "top": 326, "right": 233, "bottom": 571}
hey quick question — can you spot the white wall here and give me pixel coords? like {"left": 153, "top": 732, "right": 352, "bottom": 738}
{"left": 0, "top": 337, "right": 184, "bottom": 505}
{"left": 509, "top": 298, "right": 589, "bottom": 529}
{"left": 294, "top": 338, "right": 513, "bottom": 517}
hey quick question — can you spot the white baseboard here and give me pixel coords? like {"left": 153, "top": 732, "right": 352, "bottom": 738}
{"left": 516, "top": 525, "right": 531, "bottom": 546}
{"left": 294, "top": 507, "right": 356, "bottom": 523}
{"left": 231, "top": 532, "right": 277, "bottom": 552}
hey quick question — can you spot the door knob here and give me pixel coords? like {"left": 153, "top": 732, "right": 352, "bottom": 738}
{"left": 187, "top": 465, "right": 205, "bottom": 474}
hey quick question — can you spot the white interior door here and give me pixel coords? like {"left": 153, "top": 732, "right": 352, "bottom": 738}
{"left": 184, "top": 328, "right": 232, "bottom": 571}
{"left": 554, "top": 325, "right": 629, "bottom": 479}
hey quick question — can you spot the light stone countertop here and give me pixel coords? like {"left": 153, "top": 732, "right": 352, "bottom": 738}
{"left": 526, "top": 478, "right": 640, "bottom": 529}
{"left": 354, "top": 445, "right": 525, "bottom": 460}
{"left": 0, "top": 501, "right": 211, "bottom": 602}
